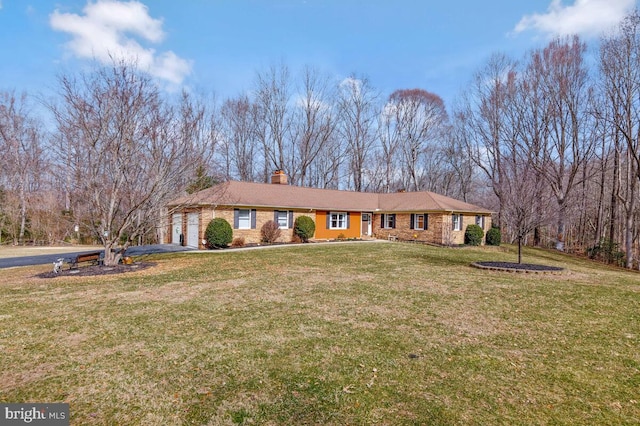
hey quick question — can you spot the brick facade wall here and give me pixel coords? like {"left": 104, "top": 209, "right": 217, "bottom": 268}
{"left": 372, "top": 213, "right": 445, "bottom": 244}
{"left": 372, "top": 213, "right": 492, "bottom": 245}
{"left": 208, "top": 207, "right": 317, "bottom": 245}
{"left": 170, "top": 207, "right": 491, "bottom": 248}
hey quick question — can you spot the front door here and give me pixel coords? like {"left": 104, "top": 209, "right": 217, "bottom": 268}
{"left": 361, "top": 213, "right": 372, "bottom": 237}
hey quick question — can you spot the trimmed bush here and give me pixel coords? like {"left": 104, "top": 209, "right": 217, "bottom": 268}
{"left": 205, "top": 218, "right": 233, "bottom": 249}
{"left": 486, "top": 226, "right": 501, "bottom": 246}
{"left": 464, "top": 224, "right": 484, "bottom": 246}
{"left": 261, "top": 220, "right": 282, "bottom": 244}
{"left": 294, "top": 215, "right": 315, "bottom": 243}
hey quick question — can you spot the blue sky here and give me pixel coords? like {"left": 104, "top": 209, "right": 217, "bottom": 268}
{"left": 0, "top": 0, "right": 637, "bottom": 108}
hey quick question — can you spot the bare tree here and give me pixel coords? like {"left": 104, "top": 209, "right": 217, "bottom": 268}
{"left": 526, "top": 36, "right": 595, "bottom": 251}
{"left": 50, "top": 61, "right": 210, "bottom": 265}
{"left": 387, "top": 89, "right": 448, "bottom": 191}
{"left": 290, "top": 66, "right": 336, "bottom": 186}
{"left": 254, "top": 64, "right": 293, "bottom": 180}
{"left": 460, "top": 53, "right": 519, "bottom": 227}
{"left": 337, "top": 75, "right": 379, "bottom": 191}
{"left": 307, "top": 135, "right": 344, "bottom": 189}
{"left": 599, "top": 10, "right": 640, "bottom": 268}
{"left": 501, "top": 151, "right": 555, "bottom": 263}
{"left": 511, "top": 46, "right": 553, "bottom": 247}
{"left": 220, "top": 94, "right": 259, "bottom": 181}
{"left": 375, "top": 101, "right": 403, "bottom": 192}
{"left": 443, "top": 119, "right": 477, "bottom": 202}
{"left": 0, "top": 91, "right": 45, "bottom": 244}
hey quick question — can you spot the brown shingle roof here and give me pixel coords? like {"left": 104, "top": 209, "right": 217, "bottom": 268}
{"left": 378, "top": 191, "right": 491, "bottom": 213}
{"left": 168, "top": 180, "right": 491, "bottom": 214}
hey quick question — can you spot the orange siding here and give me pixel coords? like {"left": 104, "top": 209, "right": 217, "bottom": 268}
{"left": 315, "top": 211, "right": 361, "bottom": 240}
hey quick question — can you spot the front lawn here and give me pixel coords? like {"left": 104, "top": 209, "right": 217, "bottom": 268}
{"left": 0, "top": 243, "right": 638, "bottom": 424}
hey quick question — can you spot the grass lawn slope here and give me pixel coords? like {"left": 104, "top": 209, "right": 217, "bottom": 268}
{"left": 1, "top": 243, "right": 639, "bottom": 425}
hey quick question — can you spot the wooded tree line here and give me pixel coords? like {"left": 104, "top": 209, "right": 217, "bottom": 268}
{"left": 2, "top": 11, "right": 640, "bottom": 268}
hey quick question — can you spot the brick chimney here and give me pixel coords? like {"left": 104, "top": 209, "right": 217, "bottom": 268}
{"left": 271, "top": 170, "right": 288, "bottom": 185}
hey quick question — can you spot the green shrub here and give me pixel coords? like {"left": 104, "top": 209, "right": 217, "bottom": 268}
{"left": 205, "top": 218, "right": 233, "bottom": 248}
{"left": 464, "top": 224, "right": 484, "bottom": 246}
{"left": 486, "top": 226, "right": 501, "bottom": 246}
{"left": 294, "top": 215, "right": 315, "bottom": 243}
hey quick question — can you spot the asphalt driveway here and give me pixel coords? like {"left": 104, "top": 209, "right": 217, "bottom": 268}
{"left": 0, "top": 244, "right": 194, "bottom": 269}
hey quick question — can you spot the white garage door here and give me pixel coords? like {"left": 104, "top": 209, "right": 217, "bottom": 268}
{"left": 172, "top": 213, "right": 182, "bottom": 245}
{"left": 186, "top": 213, "right": 199, "bottom": 248}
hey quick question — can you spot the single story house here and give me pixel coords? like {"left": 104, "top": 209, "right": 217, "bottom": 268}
{"left": 166, "top": 171, "right": 492, "bottom": 249}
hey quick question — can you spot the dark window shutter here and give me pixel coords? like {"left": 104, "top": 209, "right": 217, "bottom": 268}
{"left": 251, "top": 209, "right": 257, "bottom": 229}
{"left": 410, "top": 214, "right": 415, "bottom": 230}
{"left": 391, "top": 214, "right": 396, "bottom": 229}
{"left": 425, "top": 213, "right": 429, "bottom": 230}
{"left": 233, "top": 209, "right": 239, "bottom": 229}
{"left": 289, "top": 211, "right": 294, "bottom": 229}
{"left": 381, "top": 215, "right": 385, "bottom": 228}
{"left": 326, "top": 213, "right": 331, "bottom": 229}
{"left": 346, "top": 213, "right": 350, "bottom": 228}
{"left": 274, "top": 210, "right": 278, "bottom": 222}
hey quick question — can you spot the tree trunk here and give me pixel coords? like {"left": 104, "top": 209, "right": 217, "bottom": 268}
{"left": 19, "top": 179, "right": 27, "bottom": 244}
{"left": 103, "top": 240, "right": 124, "bottom": 266}
{"left": 556, "top": 199, "right": 566, "bottom": 251}
{"left": 625, "top": 209, "right": 634, "bottom": 269}
{"left": 594, "top": 156, "right": 606, "bottom": 245}
{"left": 624, "top": 164, "right": 636, "bottom": 269}
{"left": 609, "top": 142, "right": 620, "bottom": 254}
{"left": 518, "top": 236, "right": 522, "bottom": 264}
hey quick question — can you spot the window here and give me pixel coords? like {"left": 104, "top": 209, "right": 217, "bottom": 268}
{"left": 410, "top": 213, "right": 429, "bottom": 231}
{"left": 234, "top": 208, "right": 256, "bottom": 229}
{"left": 452, "top": 214, "right": 462, "bottom": 231}
{"left": 329, "top": 212, "right": 348, "bottom": 230}
{"left": 275, "top": 210, "right": 290, "bottom": 228}
{"left": 237, "top": 209, "right": 251, "bottom": 229}
{"left": 475, "top": 215, "right": 485, "bottom": 229}
{"left": 382, "top": 213, "right": 396, "bottom": 229}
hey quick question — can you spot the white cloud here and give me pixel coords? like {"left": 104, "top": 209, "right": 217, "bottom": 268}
{"left": 50, "top": 0, "right": 191, "bottom": 85}
{"left": 513, "top": 0, "right": 636, "bottom": 37}
{"left": 339, "top": 77, "right": 363, "bottom": 98}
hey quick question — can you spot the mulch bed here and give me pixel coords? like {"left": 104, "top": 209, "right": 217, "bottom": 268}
{"left": 36, "top": 262, "right": 156, "bottom": 279}
{"left": 471, "top": 261, "right": 564, "bottom": 274}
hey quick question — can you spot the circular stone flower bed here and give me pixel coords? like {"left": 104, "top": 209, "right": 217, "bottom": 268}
{"left": 471, "top": 261, "right": 564, "bottom": 274}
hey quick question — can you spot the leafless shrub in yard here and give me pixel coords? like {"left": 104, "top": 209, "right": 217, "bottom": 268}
{"left": 231, "top": 237, "right": 246, "bottom": 248}
{"left": 260, "top": 220, "right": 281, "bottom": 243}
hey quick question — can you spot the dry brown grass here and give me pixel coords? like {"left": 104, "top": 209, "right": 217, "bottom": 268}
{"left": 0, "top": 243, "right": 639, "bottom": 425}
